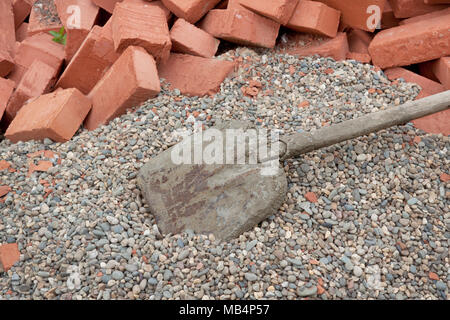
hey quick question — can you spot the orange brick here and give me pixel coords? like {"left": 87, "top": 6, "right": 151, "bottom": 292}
{"left": 0, "top": 185, "right": 11, "bottom": 197}
{"left": 148, "top": 1, "right": 173, "bottom": 21}
{"left": 0, "top": 243, "right": 20, "bottom": 272}
{"left": 380, "top": 0, "right": 400, "bottom": 29}
{"left": 55, "top": 0, "right": 100, "bottom": 62}
{"left": 12, "top": 0, "right": 36, "bottom": 29}
{"left": 0, "top": 78, "right": 15, "bottom": 121}
{"left": 399, "top": 7, "right": 450, "bottom": 25}
{"left": 27, "top": 0, "right": 63, "bottom": 36}
{"left": 383, "top": 67, "right": 449, "bottom": 135}
{"left": 238, "top": 0, "right": 299, "bottom": 25}
{"left": 92, "top": 0, "right": 122, "bottom": 13}
{"left": 347, "top": 29, "right": 373, "bottom": 54}
{"left": 15, "top": 22, "right": 28, "bottom": 42}
{"left": 316, "top": 0, "right": 387, "bottom": 32}
{"left": 0, "top": 0, "right": 16, "bottom": 78}
{"left": 199, "top": 8, "right": 280, "bottom": 48}
{"left": 3, "top": 60, "right": 58, "bottom": 125}
{"left": 84, "top": 46, "right": 161, "bottom": 131}
{"left": 286, "top": 0, "right": 340, "bottom": 38}
{"left": 111, "top": 1, "right": 171, "bottom": 63}
{"left": 56, "top": 26, "right": 120, "bottom": 95}
{"left": 158, "top": 53, "right": 236, "bottom": 97}
{"left": 390, "top": 0, "right": 447, "bottom": 18}
{"left": 5, "top": 88, "right": 92, "bottom": 143}
{"left": 161, "top": 0, "right": 222, "bottom": 23}
{"left": 368, "top": 14, "right": 450, "bottom": 69}
{"left": 170, "top": 18, "right": 219, "bottom": 58}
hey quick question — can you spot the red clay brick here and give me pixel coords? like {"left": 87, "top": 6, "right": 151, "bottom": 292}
{"left": 12, "top": 0, "right": 36, "bottom": 29}
{"left": 399, "top": 7, "right": 450, "bottom": 25}
{"left": 170, "top": 18, "right": 219, "bottom": 58}
{"left": 161, "top": 0, "right": 222, "bottom": 23}
{"left": 346, "top": 52, "right": 371, "bottom": 64}
{"left": 15, "top": 22, "right": 28, "bottom": 42}
{"left": 148, "top": 1, "right": 173, "bottom": 21}
{"left": 55, "top": 0, "right": 100, "bottom": 62}
{"left": 111, "top": 1, "right": 171, "bottom": 63}
{"left": 316, "top": 0, "right": 387, "bottom": 32}
{"left": 0, "top": 0, "right": 16, "bottom": 78}
{"left": 0, "top": 78, "right": 15, "bottom": 122}
{"left": 368, "top": 14, "right": 450, "bottom": 69}
{"left": 384, "top": 67, "right": 449, "bottom": 135}
{"left": 27, "top": 0, "right": 63, "bottom": 36}
{"left": 424, "top": 0, "right": 450, "bottom": 3}
{"left": 3, "top": 60, "right": 57, "bottom": 125}
{"left": 85, "top": 46, "right": 160, "bottom": 131}
{"left": 238, "top": 0, "right": 299, "bottom": 25}
{"left": 5, "top": 88, "right": 92, "bottom": 143}
{"left": 0, "top": 243, "right": 20, "bottom": 272}
{"left": 199, "top": 8, "right": 280, "bottom": 48}
{"left": 158, "top": 53, "right": 235, "bottom": 96}
{"left": 431, "top": 57, "right": 450, "bottom": 90}
{"left": 56, "top": 26, "right": 120, "bottom": 95}
{"left": 390, "top": 0, "right": 447, "bottom": 18}
{"left": 286, "top": 0, "right": 340, "bottom": 38}
{"left": 92, "top": 0, "right": 122, "bottom": 13}
{"left": 380, "top": 0, "right": 400, "bottom": 29}
{"left": 347, "top": 29, "right": 373, "bottom": 54}
{"left": 279, "top": 32, "right": 349, "bottom": 61}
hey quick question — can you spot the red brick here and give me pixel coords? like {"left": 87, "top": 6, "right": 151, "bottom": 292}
{"left": 424, "top": 0, "right": 450, "bottom": 3}
{"left": 16, "top": 22, "right": 28, "bottom": 42}
{"left": 111, "top": 1, "right": 171, "bottom": 63}
{"left": 0, "top": 0, "right": 16, "bottom": 78}
{"left": 0, "top": 243, "right": 20, "bottom": 272}
{"left": 305, "top": 192, "right": 318, "bottom": 203}
{"left": 384, "top": 67, "right": 449, "bottom": 135}
{"left": 3, "top": 60, "right": 57, "bottom": 125}
{"left": 170, "top": 18, "right": 219, "bottom": 58}
{"left": 199, "top": 8, "right": 280, "bottom": 48}
{"left": 346, "top": 52, "right": 371, "bottom": 63}
{"left": 92, "top": 0, "right": 122, "bottom": 13}
{"left": 0, "top": 185, "right": 11, "bottom": 198}
{"left": 84, "top": 46, "right": 160, "bottom": 131}
{"left": 431, "top": 57, "right": 450, "bottom": 90}
{"left": 347, "top": 29, "right": 373, "bottom": 54}
{"left": 56, "top": 26, "right": 120, "bottom": 95}
{"left": 380, "top": 0, "right": 400, "bottom": 29}
{"left": 158, "top": 53, "right": 236, "bottom": 96}
{"left": 161, "top": 0, "right": 221, "bottom": 23}
{"left": 279, "top": 32, "right": 349, "bottom": 61}
{"left": 12, "top": 0, "right": 36, "bottom": 29}
{"left": 368, "top": 14, "right": 450, "bottom": 69}
{"left": 418, "top": 61, "right": 439, "bottom": 82}
{"left": 286, "top": 0, "right": 340, "bottom": 38}
{"left": 238, "top": 0, "right": 299, "bottom": 25}
{"left": 399, "top": 7, "right": 450, "bottom": 25}
{"left": 0, "top": 78, "right": 15, "bottom": 121}
{"left": 148, "top": 1, "right": 173, "bottom": 21}
{"left": 55, "top": 0, "right": 100, "bottom": 62}
{"left": 390, "top": 0, "right": 447, "bottom": 18}
{"left": 316, "top": 0, "right": 387, "bottom": 32}
{"left": 27, "top": 0, "right": 63, "bottom": 36}
{"left": 5, "top": 88, "right": 92, "bottom": 143}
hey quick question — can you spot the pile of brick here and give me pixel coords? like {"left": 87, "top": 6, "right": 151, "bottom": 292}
{"left": 0, "top": 0, "right": 449, "bottom": 144}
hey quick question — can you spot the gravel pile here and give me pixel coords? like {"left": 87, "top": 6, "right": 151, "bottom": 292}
{"left": 0, "top": 47, "right": 448, "bottom": 300}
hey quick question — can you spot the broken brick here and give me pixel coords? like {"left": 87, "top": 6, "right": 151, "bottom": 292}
{"left": 84, "top": 46, "right": 161, "bottom": 131}
{"left": 347, "top": 29, "right": 373, "bottom": 54}
{"left": 0, "top": 186, "right": 12, "bottom": 198}
{"left": 305, "top": 192, "right": 318, "bottom": 203}
{"left": 199, "top": 8, "right": 280, "bottom": 48}
{"left": 27, "top": 0, "right": 63, "bottom": 36}
{"left": 286, "top": 0, "right": 340, "bottom": 38}
{"left": 399, "top": 7, "right": 450, "bottom": 25}
{"left": 161, "top": 0, "right": 221, "bottom": 23}
{"left": 440, "top": 173, "right": 450, "bottom": 182}
{"left": 346, "top": 52, "right": 371, "bottom": 64}
{"left": 0, "top": 243, "right": 20, "bottom": 272}
{"left": 430, "top": 57, "right": 450, "bottom": 90}
{"left": 111, "top": 0, "right": 172, "bottom": 63}
{"left": 390, "top": 0, "right": 447, "bottom": 18}
{"left": 0, "top": 78, "right": 15, "bottom": 121}
{"left": 159, "top": 53, "right": 235, "bottom": 97}
{"left": 238, "top": 0, "right": 299, "bottom": 25}
{"left": 380, "top": 0, "right": 400, "bottom": 29}
{"left": 92, "top": 0, "right": 122, "bottom": 13}
{"left": 5, "top": 88, "right": 92, "bottom": 143}
{"left": 0, "top": 160, "right": 12, "bottom": 171}
{"left": 15, "top": 22, "right": 28, "bottom": 42}
{"left": 368, "top": 14, "right": 450, "bottom": 69}
{"left": 56, "top": 25, "right": 120, "bottom": 95}
{"left": 12, "top": 0, "right": 36, "bottom": 29}
{"left": 170, "top": 18, "right": 220, "bottom": 58}
{"left": 55, "top": 0, "right": 100, "bottom": 62}
{"left": 0, "top": 0, "right": 16, "bottom": 78}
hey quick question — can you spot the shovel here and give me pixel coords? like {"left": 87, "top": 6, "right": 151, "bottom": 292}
{"left": 137, "top": 90, "right": 450, "bottom": 241}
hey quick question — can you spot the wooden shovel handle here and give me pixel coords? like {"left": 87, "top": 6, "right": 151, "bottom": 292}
{"left": 280, "top": 90, "right": 450, "bottom": 161}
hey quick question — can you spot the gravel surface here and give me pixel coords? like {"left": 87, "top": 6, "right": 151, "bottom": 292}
{"left": 0, "top": 47, "right": 448, "bottom": 300}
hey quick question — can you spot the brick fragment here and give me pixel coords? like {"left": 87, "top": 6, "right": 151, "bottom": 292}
{"left": 28, "top": 0, "right": 63, "bottom": 36}
{"left": 380, "top": 0, "right": 400, "bottom": 29}
{"left": 0, "top": 186, "right": 11, "bottom": 198}
{"left": 399, "top": 7, "right": 450, "bottom": 25}
{"left": 390, "top": 0, "right": 447, "bottom": 18}
{"left": 12, "top": 0, "right": 36, "bottom": 29}
{"left": 286, "top": 0, "right": 340, "bottom": 38}
{"left": 56, "top": 26, "right": 120, "bottom": 95}
{"left": 199, "top": 8, "right": 280, "bottom": 48}
{"left": 55, "top": 0, "right": 100, "bottom": 62}
{"left": 238, "top": 0, "right": 299, "bottom": 25}
{"left": 368, "top": 14, "right": 450, "bottom": 69}
{"left": 5, "top": 88, "right": 92, "bottom": 143}
{"left": 84, "top": 46, "right": 160, "bottom": 131}
{"left": 346, "top": 52, "right": 371, "bottom": 64}
{"left": 111, "top": 1, "right": 171, "bottom": 63}
{"left": 16, "top": 22, "right": 28, "bottom": 42}
{"left": 170, "top": 18, "right": 219, "bottom": 58}
{"left": 0, "top": 243, "right": 20, "bottom": 272}
{"left": 347, "top": 29, "right": 373, "bottom": 54}
{"left": 0, "top": 78, "right": 15, "bottom": 121}
{"left": 158, "top": 53, "right": 235, "bottom": 96}
{"left": 161, "top": 0, "right": 221, "bottom": 23}
{"left": 92, "top": 0, "right": 122, "bottom": 13}
{"left": 0, "top": 0, "right": 16, "bottom": 77}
